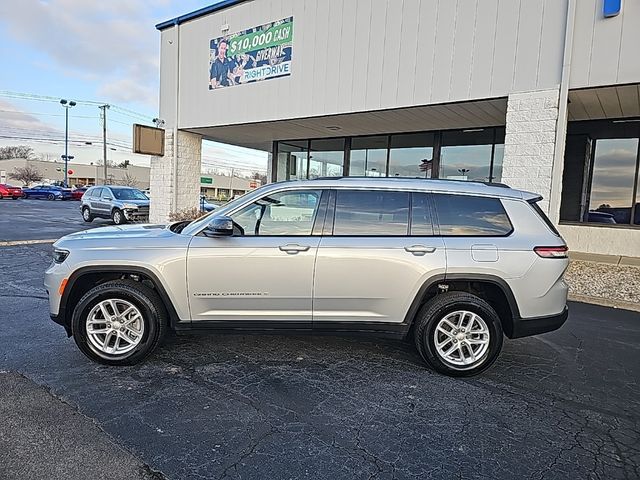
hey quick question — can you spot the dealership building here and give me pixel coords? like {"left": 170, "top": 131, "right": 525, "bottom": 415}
{"left": 153, "top": 0, "right": 640, "bottom": 260}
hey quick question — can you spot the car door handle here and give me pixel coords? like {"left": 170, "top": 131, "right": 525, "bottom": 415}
{"left": 404, "top": 245, "right": 436, "bottom": 256}
{"left": 279, "top": 244, "right": 311, "bottom": 254}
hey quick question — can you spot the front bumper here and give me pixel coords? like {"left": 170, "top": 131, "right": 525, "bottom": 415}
{"left": 123, "top": 209, "right": 150, "bottom": 222}
{"left": 510, "top": 307, "right": 569, "bottom": 338}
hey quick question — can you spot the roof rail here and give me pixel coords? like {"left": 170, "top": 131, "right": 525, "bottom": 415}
{"left": 311, "top": 176, "right": 511, "bottom": 188}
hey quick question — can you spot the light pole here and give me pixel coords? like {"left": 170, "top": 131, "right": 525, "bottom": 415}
{"left": 60, "top": 99, "right": 76, "bottom": 187}
{"left": 61, "top": 155, "right": 74, "bottom": 185}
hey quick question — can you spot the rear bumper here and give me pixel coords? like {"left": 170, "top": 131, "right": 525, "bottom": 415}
{"left": 510, "top": 307, "right": 568, "bottom": 339}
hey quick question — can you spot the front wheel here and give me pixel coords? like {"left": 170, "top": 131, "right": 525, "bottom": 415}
{"left": 71, "top": 280, "right": 168, "bottom": 365}
{"left": 414, "top": 292, "right": 503, "bottom": 377}
{"left": 47, "top": 193, "right": 55, "bottom": 201}
{"left": 112, "top": 208, "right": 126, "bottom": 225}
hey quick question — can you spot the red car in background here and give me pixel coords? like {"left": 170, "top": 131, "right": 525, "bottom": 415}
{"left": 0, "top": 184, "right": 23, "bottom": 199}
{"left": 71, "top": 187, "right": 88, "bottom": 200}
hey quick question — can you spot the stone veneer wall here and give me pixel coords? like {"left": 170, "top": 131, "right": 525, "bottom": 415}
{"left": 149, "top": 129, "right": 202, "bottom": 224}
{"left": 501, "top": 88, "right": 560, "bottom": 214}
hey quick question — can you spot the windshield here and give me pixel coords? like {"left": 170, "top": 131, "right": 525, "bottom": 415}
{"left": 111, "top": 188, "right": 148, "bottom": 200}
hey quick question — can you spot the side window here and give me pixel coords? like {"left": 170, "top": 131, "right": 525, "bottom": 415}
{"left": 101, "top": 188, "right": 112, "bottom": 199}
{"left": 230, "top": 190, "right": 322, "bottom": 236}
{"left": 333, "top": 190, "right": 409, "bottom": 236}
{"left": 91, "top": 187, "right": 103, "bottom": 198}
{"left": 433, "top": 194, "right": 513, "bottom": 236}
{"left": 411, "top": 193, "right": 435, "bottom": 236}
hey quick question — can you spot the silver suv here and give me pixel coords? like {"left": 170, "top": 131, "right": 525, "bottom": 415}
{"left": 80, "top": 186, "right": 150, "bottom": 225}
{"left": 46, "top": 178, "right": 569, "bottom": 377}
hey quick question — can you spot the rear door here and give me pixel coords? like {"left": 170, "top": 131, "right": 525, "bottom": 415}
{"left": 312, "top": 189, "right": 446, "bottom": 328}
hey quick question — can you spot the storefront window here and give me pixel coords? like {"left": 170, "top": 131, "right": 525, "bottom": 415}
{"left": 388, "top": 133, "right": 434, "bottom": 178}
{"left": 309, "top": 138, "right": 345, "bottom": 178}
{"left": 560, "top": 120, "right": 640, "bottom": 227}
{"left": 350, "top": 136, "right": 388, "bottom": 176}
{"left": 440, "top": 129, "right": 495, "bottom": 182}
{"left": 276, "top": 141, "right": 308, "bottom": 181}
{"left": 588, "top": 138, "right": 638, "bottom": 224}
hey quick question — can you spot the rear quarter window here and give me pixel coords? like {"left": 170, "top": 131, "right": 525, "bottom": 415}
{"left": 433, "top": 194, "right": 513, "bottom": 236}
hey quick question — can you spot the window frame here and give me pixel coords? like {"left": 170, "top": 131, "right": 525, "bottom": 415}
{"left": 215, "top": 188, "right": 329, "bottom": 238}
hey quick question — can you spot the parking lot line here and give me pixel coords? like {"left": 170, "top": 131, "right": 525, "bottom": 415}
{"left": 0, "top": 239, "right": 57, "bottom": 247}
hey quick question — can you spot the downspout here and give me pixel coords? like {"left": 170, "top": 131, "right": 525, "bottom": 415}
{"left": 173, "top": 21, "right": 181, "bottom": 214}
{"left": 548, "top": 0, "right": 576, "bottom": 223}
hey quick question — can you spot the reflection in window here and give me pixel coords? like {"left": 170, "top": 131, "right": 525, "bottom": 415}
{"left": 411, "top": 193, "right": 434, "bottom": 236}
{"left": 588, "top": 138, "right": 639, "bottom": 225}
{"left": 309, "top": 139, "right": 345, "bottom": 178}
{"left": 389, "top": 133, "right": 435, "bottom": 178}
{"left": 440, "top": 129, "right": 495, "bottom": 182}
{"left": 231, "top": 190, "right": 321, "bottom": 236}
{"left": 350, "top": 136, "right": 388, "bottom": 176}
{"left": 433, "top": 194, "right": 512, "bottom": 236}
{"left": 334, "top": 190, "right": 409, "bottom": 236}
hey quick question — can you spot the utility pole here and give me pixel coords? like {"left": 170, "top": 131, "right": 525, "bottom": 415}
{"left": 99, "top": 104, "right": 110, "bottom": 184}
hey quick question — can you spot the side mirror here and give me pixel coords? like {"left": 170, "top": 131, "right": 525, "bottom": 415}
{"left": 205, "top": 216, "right": 234, "bottom": 236}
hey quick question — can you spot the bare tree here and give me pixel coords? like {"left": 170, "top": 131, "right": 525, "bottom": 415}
{"left": 0, "top": 145, "right": 35, "bottom": 160}
{"left": 251, "top": 171, "right": 267, "bottom": 185}
{"left": 9, "top": 165, "right": 44, "bottom": 185}
{"left": 120, "top": 171, "right": 139, "bottom": 188}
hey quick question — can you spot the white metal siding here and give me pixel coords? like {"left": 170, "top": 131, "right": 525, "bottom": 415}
{"left": 570, "top": 0, "right": 640, "bottom": 89}
{"left": 161, "top": 0, "right": 567, "bottom": 129}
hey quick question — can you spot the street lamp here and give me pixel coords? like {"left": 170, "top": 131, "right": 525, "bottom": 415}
{"left": 60, "top": 99, "right": 77, "bottom": 187}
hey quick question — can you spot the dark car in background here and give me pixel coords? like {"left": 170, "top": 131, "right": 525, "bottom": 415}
{"left": 22, "top": 185, "right": 73, "bottom": 200}
{"left": 0, "top": 184, "right": 23, "bottom": 199}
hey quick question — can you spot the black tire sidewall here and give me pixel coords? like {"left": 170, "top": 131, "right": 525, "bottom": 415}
{"left": 417, "top": 294, "right": 503, "bottom": 377}
{"left": 72, "top": 283, "right": 162, "bottom": 365}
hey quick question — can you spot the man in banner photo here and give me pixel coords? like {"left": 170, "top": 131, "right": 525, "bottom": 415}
{"left": 209, "top": 16, "right": 293, "bottom": 90}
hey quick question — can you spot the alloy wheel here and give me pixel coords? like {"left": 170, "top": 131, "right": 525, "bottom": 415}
{"left": 433, "top": 310, "right": 490, "bottom": 367}
{"left": 86, "top": 299, "right": 145, "bottom": 356}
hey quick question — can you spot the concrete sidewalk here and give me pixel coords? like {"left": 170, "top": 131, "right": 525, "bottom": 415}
{"left": 0, "top": 372, "right": 164, "bottom": 480}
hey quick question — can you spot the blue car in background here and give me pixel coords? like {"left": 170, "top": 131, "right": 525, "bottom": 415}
{"left": 22, "top": 185, "right": 73, "bottom": 201}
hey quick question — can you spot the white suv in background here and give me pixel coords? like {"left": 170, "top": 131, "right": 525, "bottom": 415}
{"left": 45, "top": 178, "right": 568, "bottom": 377}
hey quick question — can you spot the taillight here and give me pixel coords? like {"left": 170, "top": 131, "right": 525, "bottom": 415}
{"left": 534, "top": 246, "right": 568, "bottom": 258}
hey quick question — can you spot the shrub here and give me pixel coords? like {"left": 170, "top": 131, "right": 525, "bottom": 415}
{"left": 168, "top": 207, "right": 206, "bottom": 222}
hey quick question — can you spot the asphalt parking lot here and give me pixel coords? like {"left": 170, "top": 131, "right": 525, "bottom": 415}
{"left": 0, "top": 199, "right": 639, "bottom": 479}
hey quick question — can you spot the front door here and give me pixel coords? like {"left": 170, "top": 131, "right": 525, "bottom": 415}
{"left": 313, "top": 190, "right": 446, "bottom": 326}
{"left": 187, "top": 188, "right": 325, "bottom": 325}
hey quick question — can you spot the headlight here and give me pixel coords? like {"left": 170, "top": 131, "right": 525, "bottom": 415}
{"left": 53, "top": 249, "right": 70, "bottom": 264}
{"left": 122, "top": 203, "right": 139, "bottom": 210}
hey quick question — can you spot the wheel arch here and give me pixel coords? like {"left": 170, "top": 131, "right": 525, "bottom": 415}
{"left": 59, "top": 265, "right": 181, "bottom": 335}
{"left": 404, "top": 273, "right": 520, "bottom": 339}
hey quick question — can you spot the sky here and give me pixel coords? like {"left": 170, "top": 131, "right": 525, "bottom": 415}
{"left": 0, "top": 0, "right": 268, "bottom": 175}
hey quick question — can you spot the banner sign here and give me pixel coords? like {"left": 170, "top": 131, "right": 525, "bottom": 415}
{"left": 209, "top": 16, "right": 293, "bottom": 90}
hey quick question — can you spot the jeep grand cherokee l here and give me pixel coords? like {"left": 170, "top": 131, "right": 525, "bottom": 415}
{"left": 45, "top": 178, "right": 568, "bottom": 377}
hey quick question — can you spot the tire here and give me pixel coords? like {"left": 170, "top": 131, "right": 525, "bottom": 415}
{"left": 0, "top": 193, "right": 3, "bottom": 199}
{"left": 47, "top": 193, "right": 55, "bottom": 201}
{"left": 112, "top": 208, "right": 126, "bottom": 225}
{"left": 82, "top": 206, "right": 94, "bottom": 223}
{"left": 23, "top": 193, "right": 29, "bottom": 199}
{"left": 413, "top": 292, "right": 503, "bottom": 377}
{"left": 71, "top": 280, "right": 168, "bottom": 366}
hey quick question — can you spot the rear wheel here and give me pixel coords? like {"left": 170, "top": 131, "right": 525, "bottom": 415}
{"left": 112, "top": 208, "right": 126, "bottom": 225}
{"left": 82, "top": 206, "right": 93, "bottom": 222}
{"left": 414, "top": 292, "right": 503, "bottom": 377}
{"left": 71, "top": 280, "right": 167, "bottom": 365}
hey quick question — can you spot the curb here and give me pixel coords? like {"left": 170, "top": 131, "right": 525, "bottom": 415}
{"left": 0, "top": 239, "right": 57, "bottom": 247}
{"left": 569, "top": 293, "right": 640, "bottom": 313}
